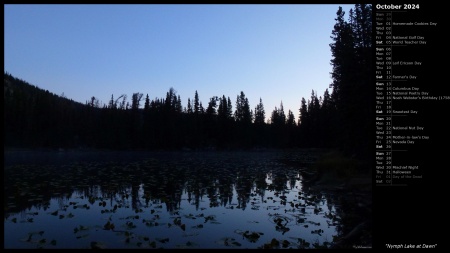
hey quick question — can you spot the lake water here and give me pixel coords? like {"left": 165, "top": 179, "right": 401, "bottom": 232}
{"left": 4, "top": 150, "right": 350, "bottom": 249}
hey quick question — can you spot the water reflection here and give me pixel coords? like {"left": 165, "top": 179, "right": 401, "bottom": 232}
{"left": 4, "top": 151, "right": 367, "bottom": 249}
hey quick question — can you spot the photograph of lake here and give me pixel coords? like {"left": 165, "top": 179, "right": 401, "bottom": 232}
{"left": 4, "top": 4, "right": 374, "bottom": 249}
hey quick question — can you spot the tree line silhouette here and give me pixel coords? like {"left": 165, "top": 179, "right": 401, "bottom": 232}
{"left": 4, "top": 4, "right": 372, "bottom": 160}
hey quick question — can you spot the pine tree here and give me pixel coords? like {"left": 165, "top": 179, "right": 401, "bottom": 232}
{"left": 144, "top": 94, "right": 150, "bottom": 110}
{"left": 234, "top": 91, "right": 251, "bottom": 124}
{"left": 194, "top": 90, "right": 200, "bottom": 115}
{"left": 329, "top": 4, "right": 373, "bottom": 159}
{"left": 206, "top": 96, "right": 219, "bottom": 116}
{"left": 287, "top": 110, "right": 295, "bottom": 126}
{"left": 254, "top": 98, "right": 266, "bottom": 125}
{"left": 218, "top": 95, "right": 227, "bottom": 121}
{"left": 227, "top": 97, "right": 233, "bottom": 120}
{"left": 108, "top": 94, "right": 115, "bottom": 109}
{"left": 119, "top": 95, "right": 127, "bottom": 110}
{"left": 199, "top": 101, "right": 204, "bottom": 114}
{"left": 278, "top": 101, "right": 286, "bottom": 125}
{"left": 175, "top": 95, "right": 182, "bottom": 113}
{"left": 299, "top": 97, "right": 308, "bottom": 126}
{"left": 131, "top": 93, "right": 143, "bottom": 110}
{"left": 270, "top": 102, "right": 286, "bottom": 126}
{"left": 187, "top": 98, "right": 193, "bottom": 114}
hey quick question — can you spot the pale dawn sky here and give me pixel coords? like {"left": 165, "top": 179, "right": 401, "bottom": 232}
{"left": 4, "top": 4, "right": 354, "bottom": 122}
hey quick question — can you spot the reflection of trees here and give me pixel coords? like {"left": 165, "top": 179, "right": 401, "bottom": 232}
{"left": 5, "top": 161, "right": 157, "bottom": 216}
{"left": 270, "top": 169, "right": 289, "bottom": 193}
{"left": 185, "top": 176, "right": 202, "bottom": 210}
{"left": 254, "top": 172, "right": 267, "bottom": 200}
{"left": 130, "top": 181, "right": 141, "bottom": 210}
{"left": 184, "top": 165, "right": 211, "bottom": 210}
{"left": 217, "top": 173, "right": 234, "bottom": 206}
{"left": 5, "top": 151, "right": 366, "bottom": 241}
{"left": 287, "top": 171, "right": 299, "bottom": 190}
{"left": 4, "top": 164, "right": 73, "bottom": 216}
{"left": 206, "top": 179, "right": 219, "bottom": 207}
{"left": 161, "top": 176, "right": 184, "bottom": 213}
{"left": 4, "top": 150, "right": 372, "bottom": 249}
{"left": 140, "top": 163, "right": 186, "bottom": 212}
{"left": 235, "top": 167, "right": 253, "bottom": 210}
{"left": 4, "top": 153, "right": 284, "bottom": 216}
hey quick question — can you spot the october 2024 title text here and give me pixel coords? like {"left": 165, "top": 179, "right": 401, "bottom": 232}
{"left": 376, "top": 4, "right": 420, "bottom": 10}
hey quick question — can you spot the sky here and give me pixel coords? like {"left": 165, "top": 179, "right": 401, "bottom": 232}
{"left": 5, "top": 4, "right": 354, "bottom": 122}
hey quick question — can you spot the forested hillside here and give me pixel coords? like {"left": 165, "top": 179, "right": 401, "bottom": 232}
{"left": 4, "top": 4, "right": 372, "bottom": 161}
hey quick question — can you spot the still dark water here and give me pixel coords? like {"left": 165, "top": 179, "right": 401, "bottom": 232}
{"left": 4, "top": 150, "right": 351, "bottom": 249}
